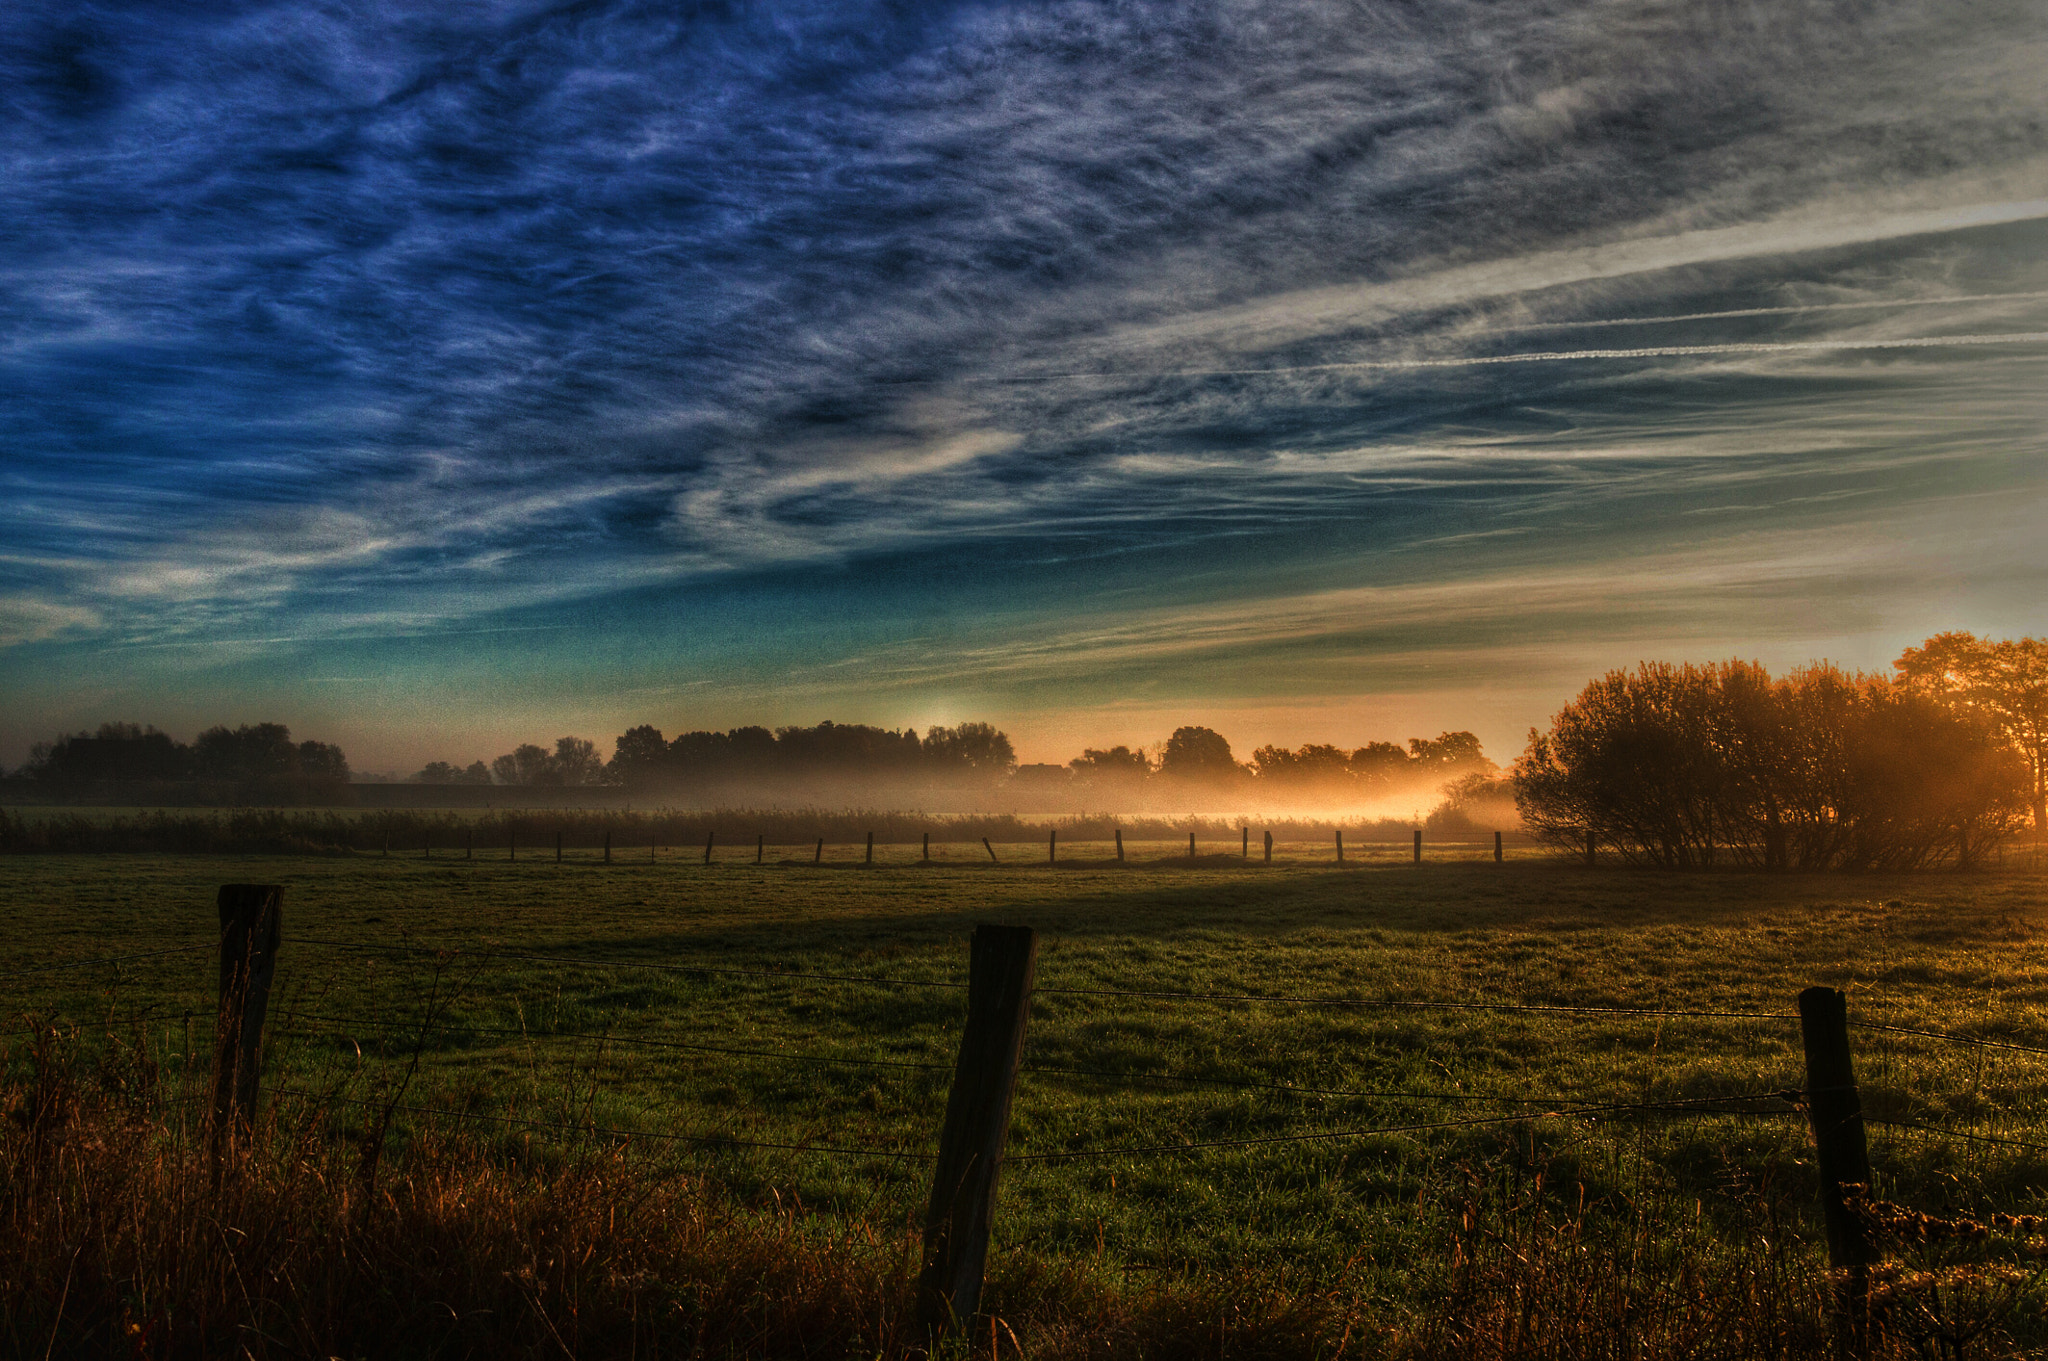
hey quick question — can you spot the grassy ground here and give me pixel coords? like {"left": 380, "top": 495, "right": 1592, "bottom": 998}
{"left": 7, "top": 849, "right": 2048, "bottom": 1331}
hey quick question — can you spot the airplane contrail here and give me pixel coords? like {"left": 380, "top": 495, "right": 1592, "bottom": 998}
{"left": 978, "top": 331, "right": 2048, "bottom": 383}
{"left": 1498, "top": 290, "right": 2048, "bottom": 332}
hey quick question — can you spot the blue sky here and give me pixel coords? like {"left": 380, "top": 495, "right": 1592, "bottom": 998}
{"left": 4, "top": 0, "right": 2046, "bottom": 773}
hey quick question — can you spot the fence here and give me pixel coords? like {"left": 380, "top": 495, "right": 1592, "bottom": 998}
{"left": 12, "top": 883, "right": 2048, "bottom": 1346}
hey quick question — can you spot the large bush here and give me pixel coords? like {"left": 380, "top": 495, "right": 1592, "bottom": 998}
{"left": 1513, "top": 660, "right": 2026, "bottom": 870}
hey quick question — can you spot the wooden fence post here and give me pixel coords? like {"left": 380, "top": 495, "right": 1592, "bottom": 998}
{"left": 556, "top": 831, "right": 563, "bottom": 863}
{"left": 815, "top": 837, "right": 824, "bottom": 864}
{"left": 1336, "top": 830, "right": 1344, "bottom": 863}
{"left": 1799, "top": 986, "right": 1877, "bottom": 1357}
{"left": 923, "top": 832, "right": 931, "bottom": 862}
{"left": 212, "top": 885, "right": 283, "bottom": 1161}
{"left": 1048, "top": 829, "right": 1056, "bottom": 865}
{"left": 983, "top": 838, "right": 999, "bottom": 864}
{"left": 1264, "top": 830, "right": 1272, "bottom": 863}
{"left": 1114, "top": 829, "right": 1123, "bottom": 862}
{"left": 510, "top": 831, "right": 516, "bottom": 862}
{"left": 1495, "top": 831, "right": 1503, "bottom": 863}
{"left": 757, "top": 834, "right": 764, "bottom": 865}
{"left": 704, "top": 831, "right": 715, "bottom": 866}
{"left": 919, "top": 924, "right": 1037, "bottom": 1339}
{"left": 1188, "top": 831, "right": 1196, "bottom": 859}
{"left": 866, "top": 832, "right": 874, "bottom": 865}
{"left": 1242, "top": 827, "right": 1249, "bottom": 859}
{"left": 1413, "top": 829, "right": 1422, "bottom": 864}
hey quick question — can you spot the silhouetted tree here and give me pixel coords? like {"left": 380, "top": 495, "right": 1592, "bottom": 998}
{"left": 25, "top": 723, "right": 191, "bottom": 786}
{"left": 922, "top": 722, "right": 1017, "bottom": 778}
{"left": 1897, "top": 632, "right": 2048, "bottom": 832}
{"left": 551, "top": 736, "right": 605, "bottom": 785}
{"left": 1069, "top": 745, "right": 1150, "bottom": 780}
{"left": 1347, "top": 741, "right": 1411, "bottom": 791}
{"left": 608, "top": 724, "right": 669, "bottom": 787}
{"left": 492, "top": 744, "right": 553, "bottom": 786}
{"left": 1250, "top": 743, "right": 1352, "bottom": 786}
{"left": 414, "top": 761, "right": 459, "bottom": 784}
{"left": 1157, "top": 726, "right": 1239, "bottom": 783}
{"left": 1515, "top": 659, "right": 2026, "bottom": 870}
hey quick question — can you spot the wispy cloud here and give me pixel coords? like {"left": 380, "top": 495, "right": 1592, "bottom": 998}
{"left": 2, "top": 0, "right": 2046, "bottom": 760}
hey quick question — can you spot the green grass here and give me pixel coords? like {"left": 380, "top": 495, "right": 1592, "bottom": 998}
{"left": 7, "top": 850, "right": 2048, "bottom": 1311}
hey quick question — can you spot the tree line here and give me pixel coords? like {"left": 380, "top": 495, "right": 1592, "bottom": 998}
{"left": 425, "top": 721, "right": 1496, "bottom": 796}
{"left": 16, "top": 722, "right": 350, "bottom": 802}
{"left": 1512, "top": 632, "right": 2047, "bottom": 870}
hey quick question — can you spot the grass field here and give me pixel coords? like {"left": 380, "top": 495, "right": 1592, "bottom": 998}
{"left": 8, "top": 848, "right": 2048, "bottom": 1353}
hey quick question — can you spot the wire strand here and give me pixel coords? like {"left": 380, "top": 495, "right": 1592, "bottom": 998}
{"left": 1006, "top": 1091, "right": 1802, "bottom": 1162}
{"left": 270, "top": 1010, "right": 956, "bottom": 1074}
{"left": 0, "top": 942, "right": 212, "bottom": 981}
{"left": 291, "top": 935, "right": 969, "bottom": 990}
{"left": 1031, "top": 982, "right": 1788, "bottom": 1020}
{"left": 1849, "top": 1022, "right": 2048, "bottom": 1059}
{"left": 1865, "top": 1117, "right": 2048, "bottom": 1157}
{"left": 268, "top": 1088, "right": 939, "bottom": 1161}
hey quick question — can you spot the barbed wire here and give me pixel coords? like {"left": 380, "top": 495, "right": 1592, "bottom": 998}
{"left": 0, "top": 942, "right": 212, "bottom": 982}
{"left": 1031, "top": 982, "right": 1789, "bottom": 1021}
{"left": 1864, "top": 1116, "right": 2048, "bottom": 1157}
{"left": 292, "top": 935, "right": 970, "bottom": 990}
{"left": 267, "top": 1086, "right": 938, "bottom": 1160}
{"left": 270, "top": 1010, "right": 1683, "bottom": 1108}
{"left": 1849, "top": 1022, "right": 2048, "bottom": 1059}
{"left": 1022, "top": 1061, "right": 1615, "bottom": 1106}
{"left": 269, "top": 1010, "right": 957, "bottom": 1074}
{"left": 291, "top": 935, "right": 1792, "bottom": 1020}
{"left": 1005, "top": 1090, "right": 1804, "bottom": 1162}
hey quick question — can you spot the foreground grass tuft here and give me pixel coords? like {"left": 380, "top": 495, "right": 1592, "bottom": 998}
{"left": 10, "top": 1029, "right": 2045, "bottom": 1360}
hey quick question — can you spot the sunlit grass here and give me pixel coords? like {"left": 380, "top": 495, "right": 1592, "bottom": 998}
{"left": 6, "top": 852, "right": 2048, "bottom": 1342}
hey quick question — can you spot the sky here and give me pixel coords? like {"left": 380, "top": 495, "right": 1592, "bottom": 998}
{"left": 4, "top": 0, "right": 2047, "bottom": 775}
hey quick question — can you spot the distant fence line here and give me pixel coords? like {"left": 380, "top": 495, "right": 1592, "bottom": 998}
{"left": 0, "top": 806, "right": 1526, "bottom": 857}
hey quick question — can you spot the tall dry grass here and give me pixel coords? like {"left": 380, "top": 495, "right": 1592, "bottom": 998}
{"left": 5, "top": 1022, "right": 2040, "bottom": 1359}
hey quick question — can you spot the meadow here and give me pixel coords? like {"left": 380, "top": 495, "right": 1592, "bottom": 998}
{"left": 8, "top": 843, "right": 2048, "bottom": 1357}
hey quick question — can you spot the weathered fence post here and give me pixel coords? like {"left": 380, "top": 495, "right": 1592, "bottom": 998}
{"left": 704, "top": 831, "right": 715, "bottom": 866}
{"left": 1495, "top": 831, "right": 1503, "bottom": 863}
{"left": 1413, "top": 829, "right": 1422, "bottom": 864}
{"left": 815, "top": 838, "right": 824, "bottom": 864}
{"left": 1336, "top": 830, "right": 1344, "bottom": 863}
{"left": 212, "top": 884, "right": 282, "bottom": 1162}
{"left": 1264, "top": 830, "right": 1273, "bottom": 863}
{"left": 1114, "top": 829, "right": 1123, "bottom": 862}
{"left": 983, "top": 837, "right": 999, "bottom": 863}
{"left": 757, "top": 834, "right": 764, "bottom": 865}
{"left": 919, "top": 924, "right": 1037, "bottom": 1340}
{"left": 866, "top": 831, "right": 875, "bottom": 865}
{"left": 555, "top": 831, "right": 563, "bottom": 863}
{"left": 923, "top": 832, "right": 931, "bottom": 862}
{"left": 1799, "top": 986, "right": 1877, "bottom": 1358}
{"left": 1188, "top": 831, "right": 1196, "bottom": 859}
